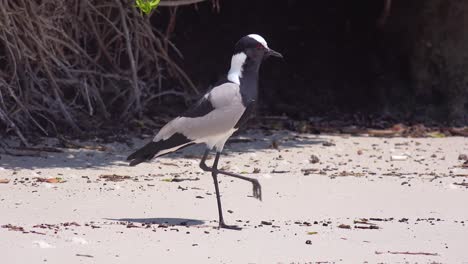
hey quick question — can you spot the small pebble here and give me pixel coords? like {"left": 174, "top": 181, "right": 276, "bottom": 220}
{"left": 310, "top": 155, "right": 320, "bottom": 164}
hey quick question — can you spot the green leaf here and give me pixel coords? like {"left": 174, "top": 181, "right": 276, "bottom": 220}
{"left": 427, "top": 132, "right": 446, "bottom": 138}
{"left": 135, "top": 0, "right": 161, "bottom": 15}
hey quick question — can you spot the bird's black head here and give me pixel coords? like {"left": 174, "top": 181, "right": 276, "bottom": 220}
{"left": 233, "top": 34, "right": 283, "bottom": 61}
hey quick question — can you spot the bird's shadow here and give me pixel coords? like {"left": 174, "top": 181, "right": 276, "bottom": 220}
{"left": 105, "top": 217, "right": 205, "bottom": 226}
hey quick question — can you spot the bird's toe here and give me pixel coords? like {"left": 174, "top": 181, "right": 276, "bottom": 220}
{"left": 252, "top": 180, "right": 262, "bottom": 201}
{"left": 219, "top": 222, "right": 242, "bottom": 230}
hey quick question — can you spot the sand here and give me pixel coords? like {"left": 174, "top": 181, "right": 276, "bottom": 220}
{"left": 1, "top": 130, "right": 467, "bottom": 263}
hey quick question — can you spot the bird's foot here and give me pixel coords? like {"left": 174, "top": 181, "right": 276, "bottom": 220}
{"left": 219, "top": 222, "right": 242, "bottom": 230}
{"left": 251, "top": 179, "right": 262, "bottom": 201}
{"left": 199, "top": 162, "right": 212, "bottom": 172}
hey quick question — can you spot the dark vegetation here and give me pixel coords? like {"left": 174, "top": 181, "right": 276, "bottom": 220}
{"left": 172, "top": 0, "right": 468, "bottom": 123}
{"left": 0, "top": 0, "right": 199, "bottom": 144}
{"left": 0, "top": 0, "right": 467, "bottom": 145}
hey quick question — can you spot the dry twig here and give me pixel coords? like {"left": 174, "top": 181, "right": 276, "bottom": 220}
{"left": 0, "top": 0, "right": 197, "bottom": 139}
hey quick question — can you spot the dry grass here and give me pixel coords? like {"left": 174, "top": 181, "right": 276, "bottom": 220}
{"left": 0, "top": 0, "right": 201, "bottom": 145}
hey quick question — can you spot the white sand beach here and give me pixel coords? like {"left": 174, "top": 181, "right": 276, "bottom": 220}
{"left": 1, "top": 130, "right": 467, "bottom": 263}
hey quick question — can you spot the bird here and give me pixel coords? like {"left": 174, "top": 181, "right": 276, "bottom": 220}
{"left": 127, "top": 34, "right": 283, "bottom": 229}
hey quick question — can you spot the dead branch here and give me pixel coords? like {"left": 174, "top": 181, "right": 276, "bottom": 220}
{"left": 0, "top": 0, "right": 197, "bottom": 139}
{"left": 116, "top": 0, "right": 141, "bottom": 114}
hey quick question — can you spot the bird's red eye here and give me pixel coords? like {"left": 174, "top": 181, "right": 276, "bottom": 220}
{"left": 256, "top": 44, "right": 264, "bottom": 49}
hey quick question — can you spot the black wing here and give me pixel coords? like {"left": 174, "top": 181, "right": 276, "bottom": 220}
{"left": 234, "top": 100, "right": 256, "bottom": 128}
{"left": 181, "top": 93, "right": 215, "bottom": 118}
{"left": 182, "top": 79, "right": 236, "bottom": 118}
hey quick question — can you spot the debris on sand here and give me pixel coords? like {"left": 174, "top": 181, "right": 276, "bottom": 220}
{"left": 99, "top": 174, "right": 131, "bottom": 182}
{"left": 301, "top": 168, "right": 319, "bottom": 176}
{"left": 338, "top": 224, "right": 351, "bottom": 229}
{"left": 161, "top": 177, "right": 200, "bottom": 183}
{"left": 454, "top": 182, "right": 468, "bottom": 188}
{"left": 172, "top": 177, "right": 200, "bottom": 182}
{"left": 126, "top": 223, "right": 141, "bottom": 228}
{"left": 354, "top": 219, "right": 380, "bottom": 229}
{"left": 463, "top": 160, "right": 468, "bottom": 168}
{"left": 271, "top": 169, "right": 290, "bottom": 174}
{"left": 355, "top": 225, "right": 379, "bottom": 230}
{"left": 375, "top": 251, "right": 439, "bottom": 256}
{"left": 1, "top": 224, "right": 25, "bottom": 232}
{"left": 75, "top": 254, "right": 94, "bottom": 258}
{"left": 0, "top": 178, "right": 10, "bottom": 184}
{"left": 367, "top": 129, "right": 399, "bottom": 137}
{"left": 310, "top": 154, "right": 320, "bottom": 164}
{"left": 322, "top": 141, "right": 335, "bottom": 147}
{"left": 331, "top": 171, "right": 365, "bottom": 178}
{"left": 427, "top": 132, "right": 446, "bottom": 138}
{"left": 36, "top": 177, "right": 65, "bottom": 183}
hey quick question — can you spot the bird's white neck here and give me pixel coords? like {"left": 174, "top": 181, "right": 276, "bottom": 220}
{"left": 227, "top": 52, "right": 247, "bottom": 85}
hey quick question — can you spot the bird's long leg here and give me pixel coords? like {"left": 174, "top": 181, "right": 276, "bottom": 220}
{"left": 200, "top": 149, "right": 262, "bottom": 201}
{"left": 199, "top": 150, "right": 262, "bottom": 201}
{"left": 213, "top": 164, "right": 262, "bottom": 201}
{"left": 210, "top": 151, "right": 241, "bottom": 230}
{"left": 199, "top": 149, "right": 211, "bottom": 171}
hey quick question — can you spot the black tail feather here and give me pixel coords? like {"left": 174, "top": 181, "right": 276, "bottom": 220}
{"left": 127, "top": 133, "right": 192, "bottom": 166}
{"left": 127, "top": 142, "right": 160, "bottom": 166}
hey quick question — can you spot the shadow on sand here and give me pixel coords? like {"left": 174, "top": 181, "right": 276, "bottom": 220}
{"left": 0, "top": 130, "right": 327, "bottom": 170}
{"left": 106, "top": 217, "right": 205, "bottom": 226}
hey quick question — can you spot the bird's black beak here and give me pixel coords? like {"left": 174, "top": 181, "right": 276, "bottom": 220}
{"left": 267, "top": 49, "right": 283, "bottom": 58}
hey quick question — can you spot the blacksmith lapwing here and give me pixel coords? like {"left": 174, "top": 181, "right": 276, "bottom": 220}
{"left": 127, "top": 34, "right": 282, "bottom": 229}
